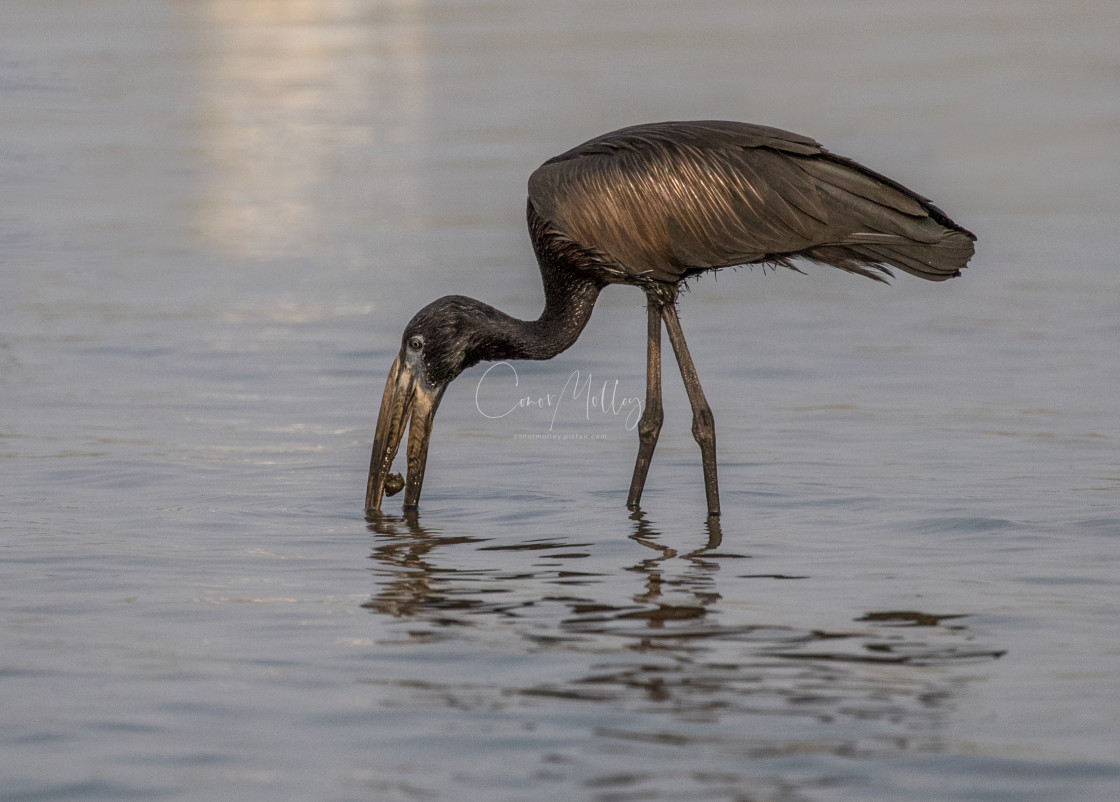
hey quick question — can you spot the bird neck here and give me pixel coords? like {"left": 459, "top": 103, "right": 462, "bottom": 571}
{"left": 513, "top": 258, "right": 603, "bottom": 361}
{"left": 457, "top": 202, "right": 607, "bottom": 367}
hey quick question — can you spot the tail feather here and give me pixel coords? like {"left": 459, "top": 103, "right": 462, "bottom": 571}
{"left": 795, "top": 155, "right": 976, "bottom": 282}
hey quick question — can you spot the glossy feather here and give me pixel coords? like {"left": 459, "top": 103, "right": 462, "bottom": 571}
{"left": 528, "top": 120, "right": 975, "bottom": 284}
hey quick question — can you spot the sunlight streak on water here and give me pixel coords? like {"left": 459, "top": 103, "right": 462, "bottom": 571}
{"left": 194, "top": 0, "right": 428, "bottom": 260}
{"left": 3, "top": 1, "right": 1120, "bottom": 800}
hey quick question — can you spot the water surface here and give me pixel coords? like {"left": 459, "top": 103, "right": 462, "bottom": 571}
{"left": 3, "top": 1, "right": 1119, "bottom": 800}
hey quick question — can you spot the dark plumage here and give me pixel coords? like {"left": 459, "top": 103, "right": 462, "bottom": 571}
{"left": 366, "top": 121, "right": 976, "bottom": 516}
{"left": 529, "top": 121, "right": 973, "bottom": 284}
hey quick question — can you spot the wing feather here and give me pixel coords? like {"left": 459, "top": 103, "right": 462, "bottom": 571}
{"left": 528, "top": 121, "right": 975, "bottom": 284}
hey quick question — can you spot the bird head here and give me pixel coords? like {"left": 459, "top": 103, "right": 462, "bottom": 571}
{"left": 365, "top": 296, "right": 493, "bottom": 512}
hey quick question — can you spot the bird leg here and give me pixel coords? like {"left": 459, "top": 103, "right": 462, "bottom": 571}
{"left": 627, "top": 298, "right": 665, "bottom": 510}
{"left": 662, "top": 303, "right": 720, "bottom": 517}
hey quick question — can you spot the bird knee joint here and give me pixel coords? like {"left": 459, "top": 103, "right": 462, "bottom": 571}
{"left": 691, "top": 407, "right": 715, "bottom": 444}
{"left": 637, "top": 408, "right": 663, "bottom": 440}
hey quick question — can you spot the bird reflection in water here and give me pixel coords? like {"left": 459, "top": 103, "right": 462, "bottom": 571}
{"left": 362, "top": 511, "right": 1003, "bottom": 753}
{"left": 612, "top": 509, "right": 724, "bottom": 638}
{"left": 362, "top": 510, "right": 489, "bottom": 623}
{"left": 363, "top": 509, "right": 726, "bottom": 630}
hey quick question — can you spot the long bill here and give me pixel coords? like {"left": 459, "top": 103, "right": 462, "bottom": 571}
{"left": 365, "top": 351, "right": 446, "bottom": 512}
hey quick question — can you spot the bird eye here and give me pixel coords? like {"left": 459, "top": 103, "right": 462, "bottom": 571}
{"left": 407, "top": 335, "right": 424, "bottom": 351}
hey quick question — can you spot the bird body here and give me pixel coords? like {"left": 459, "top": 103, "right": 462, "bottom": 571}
{"left": 366, "top": 121, "right": 975, "bottom": 516}
{"left": 528, "top": 120, "right": 973, "bottom": 285}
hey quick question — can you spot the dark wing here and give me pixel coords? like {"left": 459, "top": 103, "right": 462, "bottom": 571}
{"left": 528, "top": 120, "right": 975, "bottom": 283}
